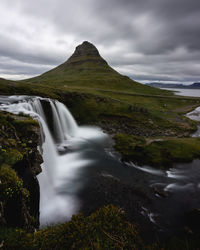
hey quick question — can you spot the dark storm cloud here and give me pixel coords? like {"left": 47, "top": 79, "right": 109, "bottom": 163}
{"left": 0, "top": 57, "right": 50, "bottom": 75}
{"left": 96, "top": 0, "right": 200, "bottom": 53}
{"left": 0, "top": 0, "right": 199, "bottom": 83}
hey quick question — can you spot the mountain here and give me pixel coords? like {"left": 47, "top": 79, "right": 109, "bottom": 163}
{"left": 147, "top": 82, "right": 200, "bottom": 89}
{"left": 191, "top": 82, "right": 200, "bottom": 88}
{"left": 40, "top": 41, "right": 120, "bottom": 78}
{"left": 147, "top": 82, "right": 185, "bottom": 88}
{"left": 0, "top": 77, "right": 20, "bottom": 94}
{"left": 24, "top": 41, "right": 170, "bottom": 95}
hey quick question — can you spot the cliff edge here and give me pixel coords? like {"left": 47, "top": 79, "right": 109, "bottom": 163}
{"left": 0, "top": 112, "right": 42, "bottom": 230}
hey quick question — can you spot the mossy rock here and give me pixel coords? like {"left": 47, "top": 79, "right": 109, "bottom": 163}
{"left": 0, "top": 165, "right": 23, "bottom": 201}
{"left": 0, "top": 148, "right": 23, "bottom": 166}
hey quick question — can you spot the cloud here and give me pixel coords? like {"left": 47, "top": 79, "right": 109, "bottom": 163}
{"left": 0, "top": 0, "right": 199, "bottom": 83}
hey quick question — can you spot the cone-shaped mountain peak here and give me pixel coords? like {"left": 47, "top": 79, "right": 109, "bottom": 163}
{"left": 38, "top": 40, "right": 117, "bottom": 78}
{"left": 26, "top": 41, "right": 146, "bottom": 93}
{"left": 69, "top": 41, "right": 100, "bottom": 58}
{"left": 65, "top": 41, "right": 108, "bottom": 66}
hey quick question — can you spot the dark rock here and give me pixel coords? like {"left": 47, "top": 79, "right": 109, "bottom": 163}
{"left": 65, "top": 41, "right": 108, "bottom": 67}
{"left": 0, "top": 113, "right": 42, "bottom": 230}
{"left": 0, "top": 202, "right": 6, "bottom": 226}
{"left": 69, "top": 41, "right": 101, "bottom": 59}
{"left": 185, "top": 208, "right": 200, "bottom": 233}
{"left": 13, "top": 125, "right": 42, "bottom": 230}
{"left": 152, "top": 187, "right": 169, "bottom": 198}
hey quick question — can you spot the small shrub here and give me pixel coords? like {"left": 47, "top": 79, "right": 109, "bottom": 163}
{"left": 0, "top": 165, "right": 23, "bottom": 201}
{"left": 0, "top": 205, "right": 159, "bottom": 249}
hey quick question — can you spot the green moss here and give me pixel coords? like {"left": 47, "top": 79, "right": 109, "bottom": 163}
{"left": 12, "top": 117, "right": 39, "bottom": 129}
{"left": 114, "top": 133, "right": 200, "bottom": 168}
{"left": 113, "top": 133, "right": 145, "bottom": 156}
{"left": 0, "top": 112, "right": 39, "bottom": 167}
{"left": 0, "top": 148, "right": 23, "bottom": 166}
{"left": 7, "top": 139, "right": 17, "bottom": 147}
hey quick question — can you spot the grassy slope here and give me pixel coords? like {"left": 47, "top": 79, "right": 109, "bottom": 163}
{"left": 23, "top": 52, "right": 172, "bottom": 95}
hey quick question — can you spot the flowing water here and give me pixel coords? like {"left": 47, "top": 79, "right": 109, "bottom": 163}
{"left": 1, "top": 95, "right": 200, "bottom": 234}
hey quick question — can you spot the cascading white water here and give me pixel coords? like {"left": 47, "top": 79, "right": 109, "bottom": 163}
{"left": 0, "top": 95, "right": 106, "bottom": 226}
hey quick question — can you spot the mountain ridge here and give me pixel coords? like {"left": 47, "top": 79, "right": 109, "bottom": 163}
{"left": 42, "top": 41, "right": 119, "bottom": 77}
{"left": 147, "top": 82, "right": 200, "bottom": 89}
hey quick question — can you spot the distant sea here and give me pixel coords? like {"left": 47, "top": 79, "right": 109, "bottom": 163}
{"left": 163, "top": 88, "right": 200, "bottom": 97}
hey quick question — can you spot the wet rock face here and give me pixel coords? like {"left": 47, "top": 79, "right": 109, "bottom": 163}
{"left": 13, "top": 127, "right": 42, "bottom": 230}
{"left": 185, "top": 208, "right": 200, "bottom": 233}
{"left": 0, "top": 202, "right": 6, "bottom": 226}
{"left": 66, "top": 41, "right": 108, "bottom": 66}
{"left": 0, "top": 112, "right": 42, "bottom": 230}
{"left": 72, "top": 41, "right": 100, "bottom": 58}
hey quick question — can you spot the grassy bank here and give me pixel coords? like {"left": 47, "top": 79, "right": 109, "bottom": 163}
{"left": 114, "top": 133, "right": 200, "bottom": 168}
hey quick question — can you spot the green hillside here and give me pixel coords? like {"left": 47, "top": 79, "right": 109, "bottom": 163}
{"left": 24, "top": 41, "right": 171, "bottom": 96}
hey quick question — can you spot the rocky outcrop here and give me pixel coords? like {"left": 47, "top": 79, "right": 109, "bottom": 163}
{"left": 65, "top": 41, "right": 109, "bottom": 68}
{"left": 0, "top": 112, "right": 42, "bottom": 231}
{"left": 68, "top": 41, "right": 102, "bottom": 60}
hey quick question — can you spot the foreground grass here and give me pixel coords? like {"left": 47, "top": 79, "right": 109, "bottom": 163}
{"left": 0, "top": 205, "right": 158, "bottom": 250}
{"left": 114, "top": 133, "right": 200, "bottom": 168}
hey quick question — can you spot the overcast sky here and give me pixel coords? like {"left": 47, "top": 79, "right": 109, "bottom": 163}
{"left": 0, "top": 0, "right": 200, "bottom": 84}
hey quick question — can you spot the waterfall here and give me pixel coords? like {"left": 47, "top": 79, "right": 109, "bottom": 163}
{"left": 0, "top": 95, "right": 105, "bottom": 226}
